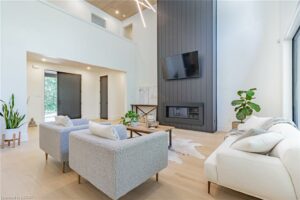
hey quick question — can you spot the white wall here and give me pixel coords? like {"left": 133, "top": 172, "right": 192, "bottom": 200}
{"left": 45, "top": 0, "right": 122, "bottom": 36}
{"left": 280, "top": 0, "right": 300, "bottom": 120}
{"left": 1, "top": 1, "right": 137, "bottom": 139}
{"left": 27, "top": 61, "right": 126, "bottom": 124}
{"left": 105, "top": 70, "right": 127, "bottom": 120}
{"left": 217, "top": 1, "right": 283, "bottom": 130}
{"left": 122, "top": 6, "right": 158, "bottom": 104}
{"left": 0, "top": 1, "right": 2, "bottom": 131}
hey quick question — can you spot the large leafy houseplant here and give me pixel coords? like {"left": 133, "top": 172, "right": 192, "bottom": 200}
{"left": 121, "top": 111, "right": 139, "bottom": 126}
{"left": 0, "top": 94, "right": 25, "bottom": 129}
{"left": 231, "top": 88, "right": 261, "bottom": 123}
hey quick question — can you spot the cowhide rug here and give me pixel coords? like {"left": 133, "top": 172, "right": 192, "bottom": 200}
{"left": 168, "top": 138, "right": 205, "bottom": 164}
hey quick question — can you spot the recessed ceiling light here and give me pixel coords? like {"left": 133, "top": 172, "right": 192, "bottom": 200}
{"left": 42, "top": 58, "right": 46, "bottom": 62}
{"left": 122, "top": 14, "right": 126, "bottom": 18}
{"left": 87, "top": 66, "right": 91, "bottom": 70}
{"left": 115, "top": 10, "right": 119, "bottom": 14}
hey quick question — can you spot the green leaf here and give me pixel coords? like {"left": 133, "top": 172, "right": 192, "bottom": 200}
{"left": 250, "top": 88, "right": 257, "bottom": 91}
{"left": 248, "top": 102, "right": 261, "bottom": 112}
{"left": 237, "top": 90, "right": 245, "bottom": 96}
{"left": 231, "top": 100, "right": 244, "bottom": 106}
{"left": 246, "top": 95, "right": 253, "bottom": 101}
{"left": 236, "top": 108, "right": 247, "bottom": 122}
{"left": 245, "top": 106, "right": 253, "bottom": 116}
{"left": 246, "top": 90, "right": 255, "bottom": 97}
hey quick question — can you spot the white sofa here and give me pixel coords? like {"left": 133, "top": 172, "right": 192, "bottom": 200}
{"left": 39, "top": 119, "right": 89, "bottom": 172}
{"left": 69, "top": 129, "right": 168, "bottom": 200}
{"left": 205, "top": 123, "right": 300, "bottom": 200}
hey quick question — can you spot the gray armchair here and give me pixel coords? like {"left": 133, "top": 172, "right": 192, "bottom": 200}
{"left": 39, "top": 119, "right": 89, "bottom": 172}
{"left": 69, "top": 129, "right": 168, "bottom": 200}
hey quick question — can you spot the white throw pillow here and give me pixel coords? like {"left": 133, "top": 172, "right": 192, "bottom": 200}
{"left": 231, "top": 132, "right": 284, "bottom": 154}
{"left": 55, "top": 116, "right": 73, "bottom": 127}
{"left": 238, "top": 115, "right": 271, "bottom": 131}
{"left": 89, "top": 121, "right": 119, "bottom": 140}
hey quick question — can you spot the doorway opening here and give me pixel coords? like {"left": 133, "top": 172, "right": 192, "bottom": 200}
{"left": 100, "top": 75, "right": 108, "bottom": 119}
{"left": 44, "top": 71, "right": 57, "bottom": 122}
{"left": 27, "top": 52, "right": 127, "bottom": 124}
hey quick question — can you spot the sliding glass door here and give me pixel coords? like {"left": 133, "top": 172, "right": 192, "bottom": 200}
{"left": 293, "top": 28, "right": 300, "bottom": 125}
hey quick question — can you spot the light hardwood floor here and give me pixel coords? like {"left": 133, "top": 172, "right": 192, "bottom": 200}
{"left": 1, "top": 126, "right": 259, "bottom": 200}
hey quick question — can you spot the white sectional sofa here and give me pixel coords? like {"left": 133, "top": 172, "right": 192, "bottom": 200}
{"left": 205, "top": 122, "right": 300, "bottom": 200}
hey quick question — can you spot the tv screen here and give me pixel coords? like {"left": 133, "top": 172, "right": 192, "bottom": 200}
{"left": 163, "top": 51, "right": 200, "bottom": 80}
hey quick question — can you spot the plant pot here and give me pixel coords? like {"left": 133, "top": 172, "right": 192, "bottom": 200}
{"left": 130, "top": 121, "right": 139, "bottom": 127}
{"left": 4, "top": 128, "right": 20, "bottom": 140}
{"left": 232, "top": 121, "right": 244, "bottom": 130}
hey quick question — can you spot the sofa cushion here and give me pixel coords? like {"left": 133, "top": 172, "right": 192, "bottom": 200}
{"left": 232, "top": 128, "right": 267, "bottom": 144}
{"left": 231, "top": 132, "right": 284, "bottom": 154}
{"left": 268, "top": 123, "right": 300, "bottom": 138}
{"left": 112, "top": 124, "right": 128, "bottom": 140}
{"left": 238, "top": 116, "right": 271, "bottom": 131}
{"left": 89, "top": 121, "right": 120, "bottom": 140}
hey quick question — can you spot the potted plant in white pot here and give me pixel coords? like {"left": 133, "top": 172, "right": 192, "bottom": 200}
{"left": 0, "top": 94, "right": 25, "bottom": 141}
{"left": 231, "top": 88, "right": 261, "bottom": 129}
{"left": 121, "top": 111, "right": 139, "bottom": 127}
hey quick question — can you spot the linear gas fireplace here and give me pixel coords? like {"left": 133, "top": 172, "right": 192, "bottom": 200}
{"left": 164, "top": 103, "right": 204, "bottom": 127}
{"left": 166, "top": 106, "right": 200, "bottom": 120}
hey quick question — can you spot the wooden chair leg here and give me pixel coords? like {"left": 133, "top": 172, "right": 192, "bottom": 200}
{"left": 156, "top": 173, "right": 159, "bottom": 182}
{"left": 45, "top": 153, "right": 48, "bottom": 161}
{"left": 13, "top": 133, "right": 16, "bottom": 148}
{"left": 78, "top": 175, "right": 81, "bottom": 184}
{"left": 18, "top": 131, "right": 21, "bottom": 146}
{"left": 62, "top": 162, "right": 66, "bottom": 173}
{"left": 1, "top": 134, "right": 4, "bottom": 149}
{"left": 208, "top": 181, "right": 211, "bottom": 194}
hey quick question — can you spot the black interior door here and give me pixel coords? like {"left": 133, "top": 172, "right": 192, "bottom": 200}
{"left": 100, "top": 76, "right": 108, "bottom": 119}
{"left": 57, "top": 72, "right": 81, "bottom": 119}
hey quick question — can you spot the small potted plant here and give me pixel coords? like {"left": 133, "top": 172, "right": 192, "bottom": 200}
{"left": 231, "top": 88, "right": 261, "bottom": 129}
{"left": 0, "top": 94, "right": 25, "bottom": 140}
{"left": 121, "top": 111, "right": 139, "bottom": 127}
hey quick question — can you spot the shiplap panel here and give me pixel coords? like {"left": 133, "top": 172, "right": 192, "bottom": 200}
{"left": 157, "top": 0, "right": 216, "bottom": 132}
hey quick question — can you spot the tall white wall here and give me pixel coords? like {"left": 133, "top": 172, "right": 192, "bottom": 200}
{"left": 27, "top": 61, "right": 126, "bottom": 124}
{"left": 45, "top": 0, "right": 122, "bottom": 36}
{"left": 217, "top": 1, "right": 283, "bottom": 130}
{"left": 122, "top": 6, "right": 157, "bottom": 104}
{"left": 1, "top": 1, "right": 137, "bottom": 139}
{"left": 0, "top": 1, "right": 2, "bottom": 131}
{"left": 280, "top": 0, "right": 300, "bottom": 120}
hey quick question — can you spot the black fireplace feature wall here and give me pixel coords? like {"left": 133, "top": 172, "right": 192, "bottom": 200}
{"left": 157, "top": 0, "right": 217, "bottom": 132}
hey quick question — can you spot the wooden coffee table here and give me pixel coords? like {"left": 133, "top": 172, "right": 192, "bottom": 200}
{"left": 126, "top": 124, "right": 174, "bottom": 148}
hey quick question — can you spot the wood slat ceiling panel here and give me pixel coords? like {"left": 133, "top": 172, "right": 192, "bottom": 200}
{"left": 86, "top": 0, "right": 156, "bottom": 20}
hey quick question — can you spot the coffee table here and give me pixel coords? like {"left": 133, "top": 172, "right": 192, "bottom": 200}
{"left": 126, "top": 124, "right": 174, "bottom": 148}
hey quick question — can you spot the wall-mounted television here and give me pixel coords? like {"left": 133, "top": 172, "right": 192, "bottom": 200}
{"left": 163, "top": 51, "right": 200, "bottom": 80}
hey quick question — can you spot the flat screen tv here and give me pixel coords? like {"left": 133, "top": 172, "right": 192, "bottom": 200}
{"left": 163, "top": 51, "right": 200, "bottom": 80}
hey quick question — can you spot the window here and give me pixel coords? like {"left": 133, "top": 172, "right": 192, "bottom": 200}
{"left": 91, "top": 13, "right": 106, "bottom": 28}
